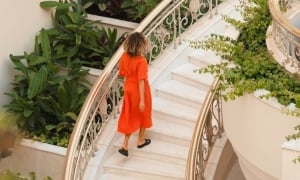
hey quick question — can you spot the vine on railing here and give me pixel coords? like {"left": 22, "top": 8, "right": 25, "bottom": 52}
{"left": 63, "top": 0, "right": 221, "bottom": 179}
{"left": 186, "top": 80, "right": 223, "bottom": 180}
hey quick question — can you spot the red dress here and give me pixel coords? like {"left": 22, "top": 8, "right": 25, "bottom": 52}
{"left": 117, "top": 52, "right": 152, "bottom": 134}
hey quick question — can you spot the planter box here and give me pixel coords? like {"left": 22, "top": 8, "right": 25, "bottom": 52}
{"left": 0, "top": 139, "right": 66, "bottom": 180}
{"left": 87, "top": 14, "right": 139, "bottom": 38}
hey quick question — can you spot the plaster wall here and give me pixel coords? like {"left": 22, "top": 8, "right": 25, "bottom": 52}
{"left": 0, "top": 0, "right": 53, "bottom": 107}
{"left": 223, "top": 92, "right": 300, "bottom": 179}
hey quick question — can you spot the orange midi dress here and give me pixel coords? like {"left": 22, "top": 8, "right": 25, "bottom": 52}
{"left": 117, "top": 52, "right": 152, "bottom": 134}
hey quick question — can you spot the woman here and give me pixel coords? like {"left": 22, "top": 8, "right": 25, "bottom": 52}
{"left": 117, "top": 32, "right": 152, "bottom": 157}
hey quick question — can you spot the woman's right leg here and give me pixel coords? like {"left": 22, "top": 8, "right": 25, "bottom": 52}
{"left": 123, "top": 134, "right": 131, "bottom": 150}
{"left": 119, "top": 133, "right": 131, "bottom": 157}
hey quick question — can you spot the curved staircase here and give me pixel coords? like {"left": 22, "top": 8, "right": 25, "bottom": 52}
{"left": 83, "top": 0, "right": 242, "bottom": 179}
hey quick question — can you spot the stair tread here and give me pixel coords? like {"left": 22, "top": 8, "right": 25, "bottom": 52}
{"left": 114, "top": 133, "right": 189, "bottom": 161}
{"left": 104, "top": 154, "right": 186, "bottom": 178}
{"left": 100, "top": 174, "right": 137, "bottom": 180}
{"left": 156, "top": 80, "right": 207, "bottom": 104}
{"left": 172, "top": 63, "right": 215, "bottom": 86}
{"left": 188, "top": 50, "right": 221, "bottom": 65}
{"left": 151, "top": 117, "right": 194, "bottom": 141}
{"left": 152, "top": 97, "right": 198, "bottom": 121}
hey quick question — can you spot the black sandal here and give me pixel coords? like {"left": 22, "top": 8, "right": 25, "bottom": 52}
{"left": 137, "top": 139, "right": 151, "bottom": 149}
{"left": 118, "top": 147, "right": 128, "bottom": 157}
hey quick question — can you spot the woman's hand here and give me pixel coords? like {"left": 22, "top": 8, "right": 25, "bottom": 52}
{"left": 139, "top": 101, "right": 145, "bottom": 112}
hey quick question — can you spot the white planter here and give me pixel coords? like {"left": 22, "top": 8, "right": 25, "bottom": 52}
{"left": 87, "top": 14, "right": 139, "bottom": 38}
{"left": 223, "top": 90, "right": 300, "bottom": 180}
{"left": 0, "top": 139, "right": 66, "bottom": 180}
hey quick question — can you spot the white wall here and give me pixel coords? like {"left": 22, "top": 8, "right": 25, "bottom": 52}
{"left": 0, "top": 0, "right": 53, "bottom": 107}
{"left": 223, "top": 91, "right": 300, "bottom": 180}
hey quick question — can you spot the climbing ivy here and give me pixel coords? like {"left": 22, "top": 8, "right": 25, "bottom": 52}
{"left": 189, "top": 0, "right": 300, "bottom": 162}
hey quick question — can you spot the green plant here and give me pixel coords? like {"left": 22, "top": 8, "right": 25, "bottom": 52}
{"left": 4, "top": 49, "right": 90, "bottom": 147}
{"left": 279, "top": 0, "right": 290, "bottom": 12}
{"left": 0, "top": 170, "right": 51, "bottom": 180}
{"left": 81, "top": 0, "right": 126, "bottom": 19}
{"left": 3, "top": 0, "right": 126, "bottom": 147}
{"left": 81, "top": 0, "right": 161, "bottom": 23}
{"left": 121, "top": 0, "right": 161, "bottom": 22}
{"left": 40, "top": 0, "right": 124, "bottom": 69}
{"left": 189, "top": 0, "right": 300, "bottom": 159}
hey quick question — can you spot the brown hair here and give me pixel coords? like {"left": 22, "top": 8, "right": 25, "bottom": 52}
{"left": 123, "top": 32, "right": 148, "bottom": 56}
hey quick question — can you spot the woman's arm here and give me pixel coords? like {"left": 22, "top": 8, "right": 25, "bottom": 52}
{"left": 138, "top": 79, "right": 145, "bottom": 112}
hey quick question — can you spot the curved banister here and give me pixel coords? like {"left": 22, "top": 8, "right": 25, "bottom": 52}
{"left": 185, "top": 80, "right": 223, "bottom": 180}
{"left": 268, "top": 0, "right": 300, "bottom": 73}
{"left": 269, "top": 0, "right": 300, "bottom": 37}
{"left": 63, "top": 0, "right": 221, "bottom": 179}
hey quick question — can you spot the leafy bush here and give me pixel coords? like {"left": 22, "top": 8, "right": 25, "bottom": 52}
{"left": 40, "top": 0, "right": 125, "bottom": 69}
{"left": 0, "top": 170, "right": 51, "bottom": 180}
{"left": 81, "top": 0, "right": 162, "bottom": 22}
{"left": 3, "top": 0, "right": 124, "bottom": 147}
{"left": 189, "top": 0, "right": 300, "bottom": 162}
{"left": 189, "top": 0, "right": 300, "bottom": 105}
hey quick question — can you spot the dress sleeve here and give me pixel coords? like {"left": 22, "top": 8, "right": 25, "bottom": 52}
{"left": 137, "top": 57, "right": 148, "bottom": 80}
{"left": 118, "top": 53, "right": 126, "bottom": 77}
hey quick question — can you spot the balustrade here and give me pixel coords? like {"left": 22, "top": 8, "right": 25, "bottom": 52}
{"left": 63, "top": 0, "right": 221, "bottom": 179}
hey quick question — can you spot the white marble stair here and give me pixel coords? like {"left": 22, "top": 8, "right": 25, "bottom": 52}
{"left": 171, "top": 63, "right": 215, "bottom": 91}
{"left": 156, "top": 80, "right": 207, "bottom": 108}
{"left": 152, "top": 97, "right": 198, "bottom": 128}
{"left": 113, "top": 133, "right": 188, "bottom": 165}
{"left": 103, "top": 155, "right": 185, "bottom": 180}
{"left": 87, "top": 1, "right": 243, "bottom": 179}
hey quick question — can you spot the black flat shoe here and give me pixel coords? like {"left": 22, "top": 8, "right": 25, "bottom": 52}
{"left": 118, "top": 147, "right": 128, "bottom": 157}
{"left": 137, "top": 139, "right": 151, "bottom": 149}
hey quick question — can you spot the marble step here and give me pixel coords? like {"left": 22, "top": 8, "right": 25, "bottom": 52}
{"left": 171, "top": 63, "right": 215, "bottom": 91}
{"left": 149, "top": 117, "right": 194, "bottom": 147}
{"left": 113, "top": 133, "right": 189, "bottom": 166}
{"left": 152, "top": 97, "right": 199, "bottom": 128}
{"left": 188, "top": 50, "right": 221, "bottom": 68}
{"left": 156, "top": 80, "right": 207, "bottom": 108}
{"left": 103, "top": 154, "right": 185, "bottom": 180}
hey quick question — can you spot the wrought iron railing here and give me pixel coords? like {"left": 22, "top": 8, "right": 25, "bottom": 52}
{"left": 63, "top": 0, "right": 221, "bottom": 179}
{"left": 269, "top": 0, "right": 300, "bottom": 73}
{"left": 185, "top": 80, "right": 223, "bottom": 180}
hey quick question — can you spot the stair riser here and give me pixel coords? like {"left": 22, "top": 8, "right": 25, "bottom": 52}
{"left": 103, "top": 167, "right": 184, "bottom": 180}
{"left": 152, "top": 110, "right": 196, "bottom": 128}
{"left": 156, "top": 90, "right": 202, "bottom": 109}
{"left": 131, "top": 150, "right": 187, "bottom": 166}
{"left": 147, "top": 130, "right": 191, "bottom": 147}
{"left": 172, "top": 73, "right": 211, "bottom": 91}
{"left": 112, "top": 146, "right": 187, "bottom": 166}
{"left": 188, "top": 56, "right": 211, "bottom": 68}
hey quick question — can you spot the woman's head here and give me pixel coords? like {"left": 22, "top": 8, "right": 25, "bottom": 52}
{"left": 123, "top": 32, "right": 148, "bottom": 56}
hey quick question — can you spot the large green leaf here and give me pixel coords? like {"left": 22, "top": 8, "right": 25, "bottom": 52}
{"left": 40, "top": 29, "right": 51, "bottom": 60}
{"left": 9, "top": 54, "right": 27, "bottom": 74}
{"left": 27, "top": 65, "right": 48, "bottom": 99}
{"left": 57, "top": 85, "right": 67, "bottom": 112}
{"left": 27, "top": 54, "right": 48, "bottom": 66}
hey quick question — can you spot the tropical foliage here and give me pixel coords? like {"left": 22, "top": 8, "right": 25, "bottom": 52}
{"left": 81, "top": 0, "right": 161, "bottom": 22}
{"left": 3, "top": 0, "right": 124, "bottom": 147}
